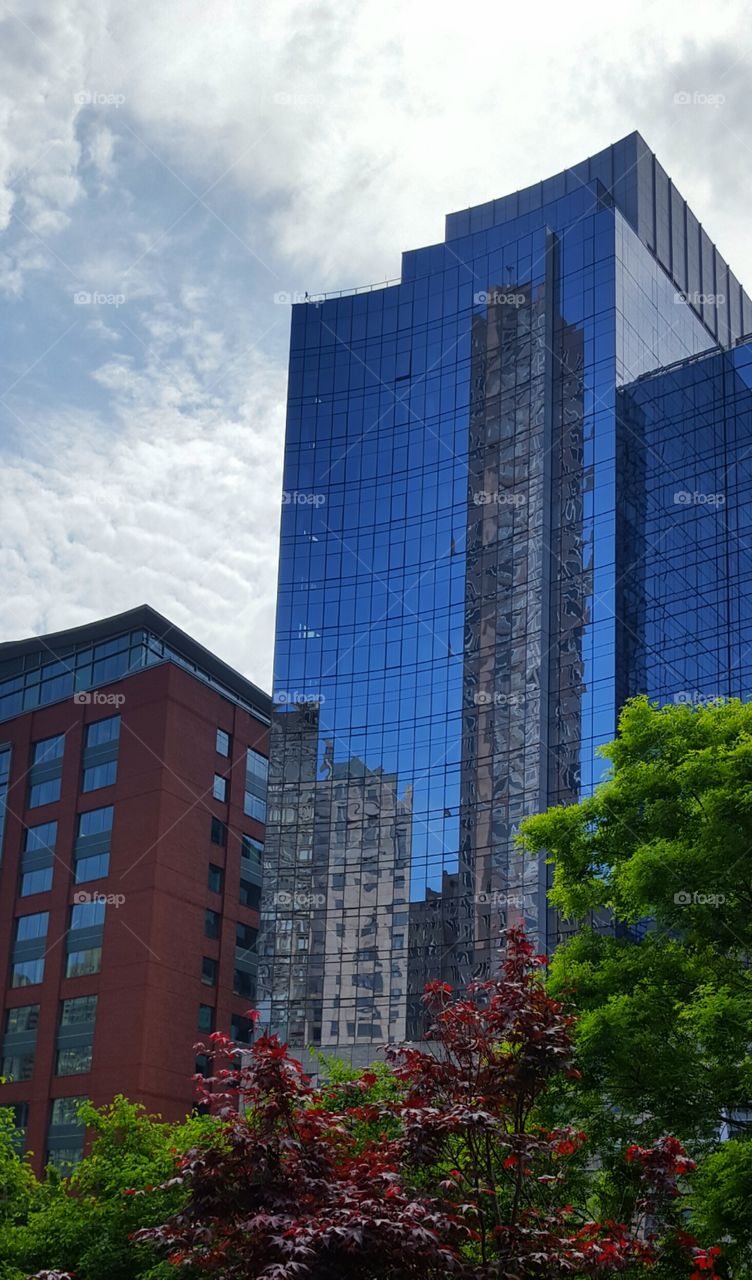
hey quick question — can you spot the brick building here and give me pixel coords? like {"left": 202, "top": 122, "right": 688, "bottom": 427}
{"left": 0, "top": 605, "right": 269, "bottom": 1173}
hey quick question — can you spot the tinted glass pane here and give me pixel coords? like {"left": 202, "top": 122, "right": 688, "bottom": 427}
{"left": 70, "top": 900, "right": 106, "bottom": 929}
{"left": 236, "top": 922, "right": 257, "bottom": 952}
{"left": 241, "top": 835, "right": 263, "bottom": 862}
{"left": 243, "top": 793, "right": 266, "bottom": 822}
{"left": 1, "top": 1054, "right": 35, "bottom": 1081}
{"left": 55, "top": 1046, "right": 92, "bottom": 1076}
{"left": 65, "top": 948, "right": 101, "bottom": 978}
{"left": 233, "top": 969, "right": 255, "bottom": 998}
{"left": 50, "top": 1097, "right": 86, "bottom": 1127}
{"left": 25, "top": 821, "right": 57, "bottom": 851}
{"left": 20, "top": 867, "right": 53, "bottom": 896}
{"left": 28, "top": 778, "right": 61, "bottom": 808}
{"left": 204, "top": 909, "right": 221, "bottom": 939}
{"left": 82, "top": 760, "right": 117, "bottom": 792}
{"left": 11, "top": 959, "right": 44, "bottom": 987}
{"left": 74, "top": 852, "right": 110, "bottom": 883}
{"left": 239, "top": 879, "right": 261, "bottom": 910}
{"left": 32, "top": 735, "right": 65, "bottom": 764}
{"left": 78, "top": 807, "right": 113, "bottom": 836}
{"left": 85, "top": 716, "right": 120, "bottom": 747}
{"left": 211, "top": 817, "right": 226, "bottom": 846}
{"left": 5, "top": 1005, "right": 39, "bottom": 1033}
{"left": 16, "top": 912, "right": 49, "bottom": 941}
{"left": 230, "top": 1013, "right": 254, "bottom": 1044}
{"left": 60, "top": 995, "right": 98, "bottom": 1025}
{"left": 46, "top": 1145, "right": 84, "bottom": 1172}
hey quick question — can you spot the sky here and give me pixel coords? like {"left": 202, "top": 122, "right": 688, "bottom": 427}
{"left": 1, "top": 0, "right": 752, "bottom": 690}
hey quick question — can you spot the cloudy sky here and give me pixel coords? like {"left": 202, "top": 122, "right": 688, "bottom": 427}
{"left": 1, "top": 0, "right": 751, "bottom": 689}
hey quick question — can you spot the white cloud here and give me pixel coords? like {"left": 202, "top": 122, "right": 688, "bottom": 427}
{"left": 84, "top": 124, "right": 116, "bottom": 181}
{"left": 0, "top": 3, "right": 90, "bottom": 236}
{"left": 76, "top": 0, "right": 752, "bottom": 283}
{"left": 4, "top": 0, "right": 752, "bottom": 285}
{"left": 0, "top": 339, "right": 285, "bottom": 687}
{"left": 1, "top": 0, "right": 752, "bottom": 687}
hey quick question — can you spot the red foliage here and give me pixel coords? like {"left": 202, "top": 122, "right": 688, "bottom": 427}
{"left": 135, "top": 927, "right": 720, "bottom": 1279}
{"left": 136, "top": 1025, "right": 465, "bottom": 1278}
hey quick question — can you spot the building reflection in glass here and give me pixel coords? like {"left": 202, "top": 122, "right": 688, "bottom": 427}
{"left": 259, "top": 134, "right": 752, "bottom": 1062}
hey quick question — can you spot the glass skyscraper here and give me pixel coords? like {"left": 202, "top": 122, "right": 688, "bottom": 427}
{"left": 259, "top": 132, "right": 752, "bottom": 1063}
{"left": 618, "top": 342, "right": 752, "bottom": 707}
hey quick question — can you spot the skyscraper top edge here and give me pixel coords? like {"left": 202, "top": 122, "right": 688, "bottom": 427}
{"left": 442, "top": 130, "right": 751, "bottom": 337}
{"left": 443, "top": 131, "right": 649, "bottom": 239}
{"left": 300, "top": 132, "right": 749, "bottom": 347}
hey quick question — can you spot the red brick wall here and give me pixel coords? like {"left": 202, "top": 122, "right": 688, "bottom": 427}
{"left": 0, "top": 662, "right": 266, "bottom": 1171}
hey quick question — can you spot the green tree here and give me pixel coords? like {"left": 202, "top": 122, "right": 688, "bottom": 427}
{"left": 312, "top": 1052, "right": 404, "bottom": 1149}
{"left": 4, "top": 1096, "right": 216, "bottom": 1280}
{"left": 690, "top": 1139, "right": 752, "bottom": 1276}
{"left": 0, "top": 1105, "right": 39, "bottom": 1280}
{"left": 519, "top": 696, "right": 752, "bottom": 1268}
{"left": 138, "top": 933, "right": 719, "bottom": 1280}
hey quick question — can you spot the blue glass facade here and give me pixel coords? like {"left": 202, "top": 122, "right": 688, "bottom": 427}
{"left": 261, "top": 133, "right": 752, "bottom": 1061}
{"left": 618, "top": 340, "right": 752, "bottom": 707}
